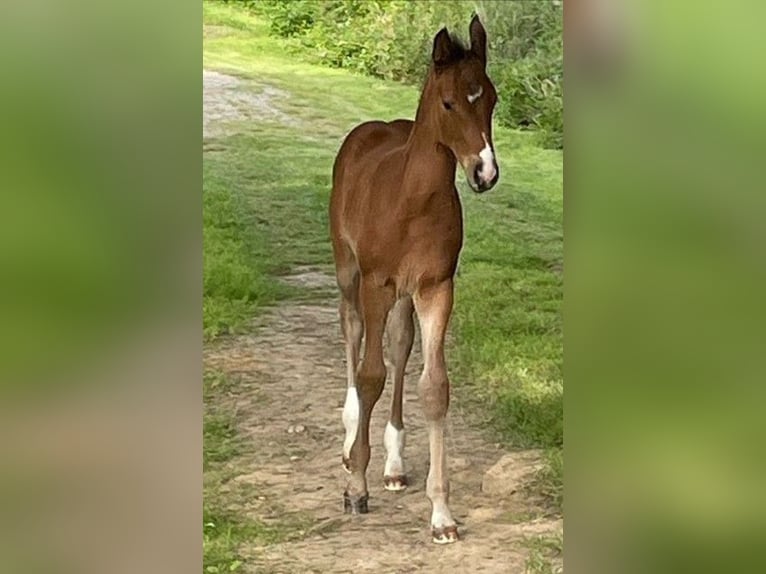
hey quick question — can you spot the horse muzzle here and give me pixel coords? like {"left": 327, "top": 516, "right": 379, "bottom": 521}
{"left": 463, "top": 157, "right": 499, "bottom": 193}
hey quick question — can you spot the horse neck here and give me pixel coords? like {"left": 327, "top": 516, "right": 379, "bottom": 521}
{"left": 403, "top": 103, "right": 457, "bottom": 191}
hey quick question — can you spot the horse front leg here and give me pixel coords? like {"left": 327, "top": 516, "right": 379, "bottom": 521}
{"left": 344, "top": 277, "right": 394, "bottom": 514}
{"left": 414, "top": 279, "right": 458, "bottom": 543}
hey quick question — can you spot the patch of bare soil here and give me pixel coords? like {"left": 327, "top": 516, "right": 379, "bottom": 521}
{"left": 203, "top": 70, "right": 298, "bottom": 140}
{"left": 204, "top": 271, "right": 561, "bottom": 573}
{"left": 279, "top": 266, "right": 338, "bottom": 291}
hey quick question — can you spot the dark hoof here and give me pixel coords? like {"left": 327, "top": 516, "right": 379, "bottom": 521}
{"left": 383, "top": 475, "right": 408, "bottom": 491}
{"left": 343, "top": 491, "right": 369, "bottom": 515}
{"left": 341, "top": 455, "right": 351, "bottom": 473}
{"left": 432, "top": 524, "right": 459, "bottom": 544}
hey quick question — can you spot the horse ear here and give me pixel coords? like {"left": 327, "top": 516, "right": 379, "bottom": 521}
{"left": 432, "top": 27, "right": 454, "bottom": 68}
{"left": 469, "top": 14, "right": 487, "bottom": 67}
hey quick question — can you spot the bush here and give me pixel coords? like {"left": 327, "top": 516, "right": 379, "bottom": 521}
{"left": 493, "top": 54, "right": 563, "bottom": 149}
{"left": 484, "top": 1, "right": 563, "bottom": 148}
{"left": 257, "top": 0, "right": 318, "bottom": 37}
{"left": 249, "top": 0, "right": 563, "bottom": 149}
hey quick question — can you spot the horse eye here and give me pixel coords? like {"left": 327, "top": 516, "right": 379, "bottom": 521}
{"left": 442, "top": 100, "right": 453, "bottom": 111}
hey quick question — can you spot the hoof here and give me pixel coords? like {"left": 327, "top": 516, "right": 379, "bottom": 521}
{"left": 432, "top": 525, "right": 459, "bottom": 544}
{"left": 341, "top": 455, "right": 351, "bottom": 474}
{"left": 343, "top": 491, "right": 369, "bottom": 515}
{"left": 383, "top": 475, "right": 408, "bottom": 491}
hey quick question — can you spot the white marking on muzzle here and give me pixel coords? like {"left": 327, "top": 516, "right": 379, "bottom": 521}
{"left": 342, "top": 387, "right": 359, "bottom": 459}
{"left": 479, "top": 132, "right": 496, "bottom": 183}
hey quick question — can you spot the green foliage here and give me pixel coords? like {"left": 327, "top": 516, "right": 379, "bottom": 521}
{"left": 485, "top": 0, "right": 563, "bottom": 148}
{"left": 203, "top": 167, "right": 283, "bottom": 341}
{"left": 217, "top": 0, "right": 260, "bottom": 8}
{"left": 258, "top": 0, "right": 318, "bottom": 37}
{"left": 523, "top": 532, "right": 564, "bottom": 574}
{"left": 250, "top": 0, "right": 563, "bottom": 148}
{"left": 492, "top": 54, "right": 563, "bottom": 147}
{"left": 542, "top": 447, "right": 564, "bottom": 510}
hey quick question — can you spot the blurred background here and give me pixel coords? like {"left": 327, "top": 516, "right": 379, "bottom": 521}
{"left": 0, "top": 0, "right": 764, "bottom": 572}
{"left": 567, "top": 0, "right": 766, "bottom": 572}
{"left": 203, "top": 1, "right": 563, "bottom": 571}
{"left": 0, "top": 0, "right": 200, "bottom": 572}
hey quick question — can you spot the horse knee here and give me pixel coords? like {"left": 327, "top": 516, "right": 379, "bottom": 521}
{"left": 419, "top": 371, "right": 449, "bottom": 420}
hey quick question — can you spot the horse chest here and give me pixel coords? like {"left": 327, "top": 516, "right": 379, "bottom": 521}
{"left": 352, "top": 210, "right": 460, "bottom": 291}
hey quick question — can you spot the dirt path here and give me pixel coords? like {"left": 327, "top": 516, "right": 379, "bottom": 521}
{"left": 204, "top": 271, "right": 560, "bottom": 574}
{"left": 204, "top": 70, "right": 561, "bottom": 573}
{"left": 203, "top": 69, "right": 297, "bottom": 139}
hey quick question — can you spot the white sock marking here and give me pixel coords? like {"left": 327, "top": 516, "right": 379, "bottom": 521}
{"left": 425, "top": 419, "right": 455, "bottom": 530}
{"left": 383, "top": 421, "right": 405, "bottom": 477}
{"left": 342, "top": 387, "right": 359, "bottom": 459}
{"left": 431, "top": 502, "right": 455, "bottom": 529}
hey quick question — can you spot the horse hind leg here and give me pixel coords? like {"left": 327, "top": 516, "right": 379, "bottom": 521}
{"left": 382, "top": 295, "right": 414, "bottom": 491}
{"left": 335, "top": 244, "right": 363, "bottom": 473}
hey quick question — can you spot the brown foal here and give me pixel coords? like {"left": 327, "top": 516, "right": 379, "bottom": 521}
{"left": 329, "top": 16, "right": 499, "bottom": 544}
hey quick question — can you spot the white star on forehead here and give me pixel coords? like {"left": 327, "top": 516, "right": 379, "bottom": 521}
{"left": 467, "top": 85, "right": 483, "bottom": 104}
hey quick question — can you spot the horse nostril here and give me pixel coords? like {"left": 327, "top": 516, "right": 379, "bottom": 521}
{"left": 473, "top": 163, "right": 483, "bottom": 183}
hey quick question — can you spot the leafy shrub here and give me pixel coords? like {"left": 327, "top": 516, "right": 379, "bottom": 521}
{"left": 216, "top": 0, "right": 260, "bottom": 9}
{"left": 484, "top": 0, "right": 563, "bottom": 148}
{"left": 248, "top": 0, "right": 562, "bottom": 147}
{"left": 257, "top": 0, "right": 317, "bottom": 37}
{"left": 493, "top": 54, "right": 563, "bottom": 149}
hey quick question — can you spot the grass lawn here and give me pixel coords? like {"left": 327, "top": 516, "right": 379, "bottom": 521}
{"left": 203, "top": 0, "right": 562, "bottom": 565}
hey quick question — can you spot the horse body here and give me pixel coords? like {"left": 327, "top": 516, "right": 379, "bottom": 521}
{"left": 328, "top": 16, "right": 498, "bottom": 544}
{"left": 331, "top": 119, "right": 464, "bottom": 294}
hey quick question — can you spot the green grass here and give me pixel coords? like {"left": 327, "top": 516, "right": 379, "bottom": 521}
{"left": 523, "top": 533, "right": 564, "bottom": 574}
{"left": 204, "top": 162, "right": 288, "bottom": 340}
{"left": 203, "top": 0, "right": 562, "bottom": 509}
